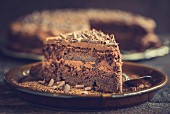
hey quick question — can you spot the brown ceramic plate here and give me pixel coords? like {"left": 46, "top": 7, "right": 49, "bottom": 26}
{"left": 1, "top": 41, "right": 169, "bottom": 61}
{"left": 4, "top": 62, "right": 168, "bottom": 110}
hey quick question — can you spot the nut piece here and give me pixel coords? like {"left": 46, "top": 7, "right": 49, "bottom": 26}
{"left": 84, "top": 87, "right": 92, "bottom": 91}
{"left": 22, "top": 70, "right": 30, "bottom": 76}
{"left": 52, "top": 85, "right": 58, "bottom": 90}
{"left": 81, "top": 91, "right": 88, "bottom": 94}
{"left": 48, "top": 79, "right": 54, "bottom": 87}
{"left": 38, "top": 79, "right": 45, "bottom": 84}
{"left": 56, "top": 81, "right": 61, "bottom": 85}
{"left": 93, "top": 32, "right": 98, "bottom": 39}
{"left": 64, "top": 84, "right": 71, "bottom": 93}
{"left": 105, "top": 40, "right": 110, "bottom": 44}
{"left": 81, "top": 38, "right": 89, "bottom": 42}
{"left": 57, "top": 81, "right": 65, "bottom": 88}
{"left": 60, "top": 33, "right": 66, "bottom": 39}
{"left": 107, "top": 43, "right": 116, "bottom": 46}
{"left": 81, "top": 34, "right": 87, "bottom": 39}
{"left": 73, "top": 32, "right": 77, "bottom": 39}
{"left": 71, "top": 39, "right": 78, "bottom": 43}
{"left": 75, "top": 85, "right": 84, "bottom": 89}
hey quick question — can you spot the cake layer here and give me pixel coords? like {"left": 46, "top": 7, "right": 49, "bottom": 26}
{"left": 31, "top": 59, "right": 122, "bottom": 93}
{"left": 43, "top": 30, "right": 121, "bottom": 71}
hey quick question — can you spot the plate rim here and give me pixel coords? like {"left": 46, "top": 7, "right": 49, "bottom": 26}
{"left": 0, "top": 46, "right": 43, "bottom": 60}
{"left": 122, "top": 41, "right": 170, "bottom": 61}
{"left": 4, "top": 62, "right": 168, "bottom": 99}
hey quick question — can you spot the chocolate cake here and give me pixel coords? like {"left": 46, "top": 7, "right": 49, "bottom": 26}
{"left": 7, "top": 9, "right": 161, "bottom": 55}
{"left": 88, "top": 10, "right": 161, "bottom": 51}
{"left": 29, "top": 29, "right": 123, "bottom": 93}
{"left": 8, "top": 10, "right": 89, "bottom": 54}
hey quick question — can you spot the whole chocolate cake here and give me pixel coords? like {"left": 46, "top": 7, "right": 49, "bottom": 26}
{"left": 7, "top": 9, "right": 161, "bottom": 55}
{"left": 29, "top": 29, "right": 123, "bottom": 93}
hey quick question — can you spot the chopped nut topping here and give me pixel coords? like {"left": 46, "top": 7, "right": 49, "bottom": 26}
{"left": 84, "top": 87, "right": 92, "bottom": 91}
{"left": 38, "top": 79, "right": 45, "bottom": 84}
{"left": 64, "top": 84, "right": 71, "bottom": 93}
{"left": 22, "top": 70, "right": 30, "bottom": 76}
{"left": 73, "top": 32, "right": 77, "bottom": 39}
{"left": 60, "top": 33, "right": 66, "bottom": 39}
{"left": 75, "top": 85, "right": 84, "bottom": 89}
{"left": 84, "top": 33, "right": 91, "bottom": 38}
{"left": 105, "top": 40, "right": 110, "bottom": 44}
{"left": 52, "top": 85, "right": 58, "bottom": 90}
{"left": 48, "top": 79, "right": 54, "bottom": 87}
{"left": 71, "top": 39, "right": 78, "bottom": 43}
{"left": 81, "top": 91, "right": 88, "bottom": 94}
{"left": 93, "top": 32, "right": 98, "bottom": 39}
{"left": 81, "top": 38, "right": 89, "bottom": 42}
{"left": 81, "top": 34, "right": 87, "bottom": 39}
{"left": 57, "top": 81, "right": 65, "bottom": 88}
{"left": 107, "top": 43, "right": 116, "bottom": 46}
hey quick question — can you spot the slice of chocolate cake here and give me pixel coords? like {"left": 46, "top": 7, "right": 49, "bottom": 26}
{"left": 30, "top": 29, "right": 123, "bottom": 93}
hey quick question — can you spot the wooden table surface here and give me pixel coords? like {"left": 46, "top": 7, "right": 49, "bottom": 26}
{"left": 0, "top": 36, "right": 170, "bottom": 114}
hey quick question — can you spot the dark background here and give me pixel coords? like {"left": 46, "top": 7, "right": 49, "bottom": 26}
{"left": 0, "top": 0, "right": 170, "bottom": 35}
